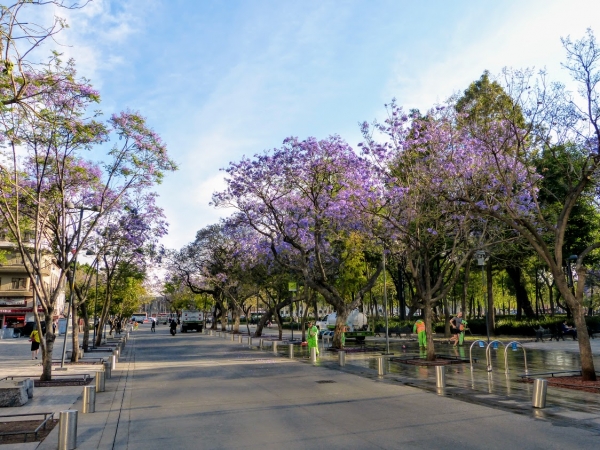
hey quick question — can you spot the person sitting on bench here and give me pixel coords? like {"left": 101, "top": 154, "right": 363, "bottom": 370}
{"left": 560, "top": 320, "right": 577, "bottom": 340}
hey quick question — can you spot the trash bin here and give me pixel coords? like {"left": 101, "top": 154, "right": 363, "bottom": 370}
{"left": 532, "top": 378, "right": 548, "bottom": 408}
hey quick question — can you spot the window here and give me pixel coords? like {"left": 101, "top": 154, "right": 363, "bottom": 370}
{"left": 11, "top": 278, "right": 27, "bottom": 290}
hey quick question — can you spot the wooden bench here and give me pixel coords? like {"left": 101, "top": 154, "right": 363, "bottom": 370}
{"left": 549, "top": 325, "right": 565, "bottom": 341}
{"left": 587, "top": 325, "right": 600, "bottom": 339}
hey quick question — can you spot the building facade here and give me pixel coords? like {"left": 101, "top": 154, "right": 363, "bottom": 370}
{"left": 0, "top": 240, "right": 64, "bottom": 336}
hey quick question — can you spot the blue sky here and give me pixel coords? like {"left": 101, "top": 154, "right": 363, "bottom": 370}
{"left": 48, "top": 0, "right": 600, "bottom": 249}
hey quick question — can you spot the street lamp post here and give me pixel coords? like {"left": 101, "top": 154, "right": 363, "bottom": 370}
{"left": 85, "top": 249, "right": 100, "bottom": 349}
{"left": 475, "top": 251, "right": 489, "bottom": 344}
{"left": 382, "top": 247, "right": 391, "bottom": 355}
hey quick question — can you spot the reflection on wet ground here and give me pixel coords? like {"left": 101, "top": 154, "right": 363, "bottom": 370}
{"left": 263, "top": 336, "right": 600, "bottom": 431}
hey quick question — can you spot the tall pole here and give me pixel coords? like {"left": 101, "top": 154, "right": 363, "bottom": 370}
{"left": 483, "top": 262, "right": 489, "bottom": 344}
{"left": 92, "top": 256, "right": 99, "bottom": 348}
{"left": 383, "top": 247, "right": 390, "bottom": 355}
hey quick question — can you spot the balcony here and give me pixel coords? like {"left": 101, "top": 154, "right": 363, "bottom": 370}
{"left": 0, "top": 256, "right": 51, "bottom": 276}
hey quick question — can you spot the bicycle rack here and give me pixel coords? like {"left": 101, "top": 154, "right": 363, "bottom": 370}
{"left": 469, "top": 340, "right": 487, "bottom": 372}
{"left": 504, "top": 341, "right": 528, "bottom": 375}
{"left": 485, "top": 340, "right": 503, "bottom": 372}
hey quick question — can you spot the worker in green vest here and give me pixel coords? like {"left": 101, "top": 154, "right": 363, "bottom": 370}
{"left": 413, "top": 318, "right": 426, "bottom": 348}
{"left": 307, "top": 321, "right": 319, "bottom": 356}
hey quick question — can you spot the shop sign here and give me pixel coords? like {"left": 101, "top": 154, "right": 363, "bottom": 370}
{"left": 0, "top": 308, "right": 32, "bottom": 313}
{"left": 0, "top": 298, "right": 27, "bottom": 307}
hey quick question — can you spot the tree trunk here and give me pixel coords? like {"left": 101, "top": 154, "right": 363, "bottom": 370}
{"left": 70, "top": 302, "right": 79, "bottom": 362}
{"left": 40, "top": 311, "right": 56, "bottom": 381}
{"left": 506, "top": 266, "right": 535, "bottom": 319}
{"left": 332, "top": 305, "right": 349, "bottom": 349}
{"left": 424, "top": 300, "right": 435, "bottom": 361}
{"left": 80, "top": 303, "right": 90, "bottom": 352}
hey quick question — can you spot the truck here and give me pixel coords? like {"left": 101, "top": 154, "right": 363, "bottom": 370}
{"left": 180, "top": 310, "right": 203, "bottom": 333}
{"left": 326, "top": 309, "right": 373, "bottom": 342}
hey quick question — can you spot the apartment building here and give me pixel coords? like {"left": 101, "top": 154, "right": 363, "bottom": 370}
{"left": 0, "top": 239, "right": 64, "bottom": 336}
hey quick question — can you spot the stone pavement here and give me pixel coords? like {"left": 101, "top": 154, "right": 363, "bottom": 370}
{"left": 2, "top": 326, "right": 600, "bottom": 449}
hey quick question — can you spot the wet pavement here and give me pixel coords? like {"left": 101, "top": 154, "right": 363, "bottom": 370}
{"left": 246, "top": 330, "right": 600, "bottom": 432}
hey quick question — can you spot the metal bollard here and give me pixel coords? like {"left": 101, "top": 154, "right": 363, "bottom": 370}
{"left": 532, "top": 378, "right": 548, "bottom": 408}
{"left": 104, "top": 361, "right": 111, "bottom": 379}
{"left": 247, "top": 336, "right": 252, "bottom": 346}
{"left": 259, "top": 339, "right": 264, "bottom": 349}
{"left": 82, "top": 385, "right": 96, "bottom": 413}
{"left": 58, "top": 410, "right": 78, "bottom": 450}
{"left": 289, "top": 343, "right": 294, "bottom": 359}
{"left": 338, "top": 350, "right": 346, "bottom": 367}
{"left": 113, "top": 348, "right": 119, "bottom": 360}
{"left": 95, "top": 371, "right": 105, "bottom": 393}
{"left": 435, "top": 365, "right": 446, "bottom": 388}
{"left": 310, "top": 347, "right": 317, "bottom": 363}
{"left": 110, "top": 354, "right": 117, "bottom": 371}
{"left": 272, "top": 341, "right": 278, "bottom": 354}
{"left": 377, "top": 356, "right": 386, "bottom": 376}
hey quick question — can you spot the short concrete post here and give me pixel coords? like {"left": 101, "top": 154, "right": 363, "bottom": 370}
{"left": 272, "top": 341, "right": 278, "bottom": 354}
{"left": 289, "top": 343, "right": 294, "bottom": 359}
{"left": 259, "top": 339, "right": 264, "bottom": 349}
{"left": 231, "top": 334, "right": 235, "bottom": 341}
{"left": 338, "top": 350, "right": 346, "bottom": 367}
{"left": 82, "top": 385, "right": 96, "bottom": 413}
{"left": 58, "top": 410, "right": 78, "bottom": 450}
{"left": 104, "top": 361, "right": 111, "bottom": 379}
{"left": 310, "top": 347, "right": 317, "bottom": 363}
{"left": 95, "top": 371, "right": 105, "bottom": 393}
{"left": 238, "top": 335, "right": 243, "bottom": 343}
{"left": 247, "top": 336, "right": 252, "bottom": 346}
{"left": 532, "top": 378, "right": 548, "bottom": 408}
{"left": 436, "top": 365, "right": 446, "bottom": 388}
{"left": 110, "top": 354, "right": 117, "bottom": 371}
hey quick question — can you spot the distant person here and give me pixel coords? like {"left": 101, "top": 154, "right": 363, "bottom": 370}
{"left": 307, "top": 320, "right": 319, "bottom": 356}
{"left": 413, "top": 318, "right": 426, "bottom": 348}
{"left": 449, "top": 312, "right": 464, "bottom": 346}
{"left": 30, "top": 325, "right": 41, "bottom": 359}
{"left": 151, "top": 319, "right": 156, "bottom": 333}
{"left": 116, "top": 320, "right": 122, "bottom": 335}
{"left": 560, "top": 321, "right": 577, "bottom": 340}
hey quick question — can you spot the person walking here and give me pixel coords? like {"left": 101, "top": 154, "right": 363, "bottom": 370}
{"left": 30, "top": 325, "right": 41, "bottom": 360}
{"left": 307, "top": 320, "right": 319, "bottom": 356}
{"left": 449, "top": 312, "right": 464, "bottom": 346}
{"left": 413, "top": 318, "right": 426, "bottom": 348}
{"left": 151, "top": 319, "right": 156, "bottom": 333}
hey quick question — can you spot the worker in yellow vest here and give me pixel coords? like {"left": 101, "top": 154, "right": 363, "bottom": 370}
{"left": 413, "top": 318, "right": 426, "bottom": 348}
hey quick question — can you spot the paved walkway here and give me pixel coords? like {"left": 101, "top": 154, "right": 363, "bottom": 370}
{"left": 2, "top": 327, "right": 600, "bottom": 449}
